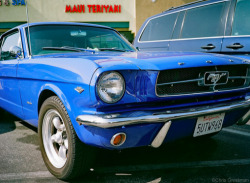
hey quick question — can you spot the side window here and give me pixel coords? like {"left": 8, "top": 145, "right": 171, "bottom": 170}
{"left": 180, "top": 2, "right": 226, "bottom": 39}
{"left": 0, "top": 31, "right": 22, "bottom": 61}
{"left": 232, "top": 0, "right": 250, "bottom": 36}
{"left": 139, "top": 13, "right": 178, "bottom": 42}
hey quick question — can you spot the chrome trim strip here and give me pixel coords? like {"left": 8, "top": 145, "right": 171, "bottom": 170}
{"left": 157, "top": 76, "right": 249, "bottom": 87}
{"left": 169, "top": 36, "right": 224, "bottom": 42}
{"left": 229, "top": 76, "right": 250, "bottom": 79}
{"left": 138, "top": 35, "right": 224, "bottom": 44}
{"left": 157, "top": 78, "right": 202, "bottom": 86}
{"left": 23, "top": 27, "right": 31, "bottom": 58}
{"left": 151, "top": 121, "right": 172, "bottom": 148}
{"left": 224, "top": 35, "right": 250, "bottom": 38}
{"left": 156, "top": 86, "right": 250, "bottom": 97}
{"left": 18, "top": 29, "right": 25, "bottom": 59}
{"left": 76, "top": 98, "right": 250, "bottom": 128}
{"left": 139, "top": 33, "right": 250, "bottom": 44}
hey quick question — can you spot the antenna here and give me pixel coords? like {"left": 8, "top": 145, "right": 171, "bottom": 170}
{"left": 25, "top": 0, "right": 32, "bottom": 58}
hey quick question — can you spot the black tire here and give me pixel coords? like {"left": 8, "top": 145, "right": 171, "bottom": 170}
{"left": 38, "top": 96, "right": 95, "bottom": 180}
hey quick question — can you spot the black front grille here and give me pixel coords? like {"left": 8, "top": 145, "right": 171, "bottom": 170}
{"left": 156, "top": 65, "right": 249, "bottom": 96}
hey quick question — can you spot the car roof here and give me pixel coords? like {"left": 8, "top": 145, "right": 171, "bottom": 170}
{"left": 152, "top": 0, "right": 228, "bottom": 18}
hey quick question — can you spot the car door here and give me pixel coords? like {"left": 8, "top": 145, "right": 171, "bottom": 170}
{"left": 169, "top": 1, "right": 230, "bottom": 53}
{"left": 0, "top": 30, "right": 23, "bottom": 118}
{"left": 221, "top": 0, "right": 250, "bottom": 58}
{"left": 134, "top": 12, "right": 178, "bottom": 51}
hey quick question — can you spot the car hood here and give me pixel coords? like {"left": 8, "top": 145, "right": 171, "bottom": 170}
{"left": 34, "top": 51, "right": 248, "bottom": 71}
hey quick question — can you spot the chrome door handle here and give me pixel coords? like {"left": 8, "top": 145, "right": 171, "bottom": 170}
{"left": 226, "top": 43, "right": 244, "bottom": 49}
{"left": 201, "top": 44, "right": 216, "bottom": 50}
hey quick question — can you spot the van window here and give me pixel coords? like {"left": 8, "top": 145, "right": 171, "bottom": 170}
{"left": 180, "top": 2, "right": 226, "bottom": 39}
{"left": 139, "top": 13, "right": 178, "bottom": 42}
{"left": 232, "top": 0, "right": 250, "bottom": 36}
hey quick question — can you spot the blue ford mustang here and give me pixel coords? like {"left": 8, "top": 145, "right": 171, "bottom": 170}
{"left": 0, "top": 22, "right": 249, "bottom": 180}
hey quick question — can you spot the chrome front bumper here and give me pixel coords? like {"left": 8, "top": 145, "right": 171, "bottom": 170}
{"left": 76, "top": 98, "right": 250, "bottom": 129}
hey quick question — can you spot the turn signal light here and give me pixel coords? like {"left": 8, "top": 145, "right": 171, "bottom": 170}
{"left": 110, "top": 133, "right": 126, "bottom": 146}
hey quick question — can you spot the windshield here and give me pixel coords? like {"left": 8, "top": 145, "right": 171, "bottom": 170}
{"left": 25, "top": 25, "right": 135, "bottom": 56}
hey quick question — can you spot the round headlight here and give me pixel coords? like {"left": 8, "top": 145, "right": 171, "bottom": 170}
{"left": 97, "top": 72, "right": 125, "bottom": 103}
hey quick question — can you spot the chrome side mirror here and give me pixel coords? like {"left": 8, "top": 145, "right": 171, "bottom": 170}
{"left": 9, "top": 46, "right": 22, "bottom": 58}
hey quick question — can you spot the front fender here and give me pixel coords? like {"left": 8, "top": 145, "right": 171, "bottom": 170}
{"left": 38, "top": 84, "right": 72, "bottom": 113}
{"left": 37, "top": 83, "right": 92, "bottom": 141}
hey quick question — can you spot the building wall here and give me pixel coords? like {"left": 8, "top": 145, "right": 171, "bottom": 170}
{"left": 0, "top": 0, "right": 136, "bottom": 36}
{"left": 136, "top": 0, "right": 195, "bottom": 33}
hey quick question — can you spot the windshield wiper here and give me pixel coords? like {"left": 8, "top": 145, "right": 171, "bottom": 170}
{"left": 42, "top": 46, "right": 95, "bottom": 53}
{"left": 98, "top": 48, "right": 133, "bottom": 52}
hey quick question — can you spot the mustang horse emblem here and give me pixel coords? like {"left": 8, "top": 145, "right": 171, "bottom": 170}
{"left": 207, "top": 73, "right": 227, "bottom": 84}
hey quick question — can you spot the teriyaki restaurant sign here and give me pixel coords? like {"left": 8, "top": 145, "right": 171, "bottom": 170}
{"left": 0, "top": 1, "right": 122, "bottom": 14}
{"left": 65, "top": 4, "right": 122, "bottom": 13}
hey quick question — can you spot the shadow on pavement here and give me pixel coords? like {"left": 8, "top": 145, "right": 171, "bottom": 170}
{"left": 71, "top": 137, "right": 219, "bottom": 182}
{"left": 95, "top": 136, "right": 218, "bottom": 167}
{"left": 18, "top": 121, "right": 37, "bottom": 133}
{"left": 0, "top": 108, "right": 17, "bottom": 135}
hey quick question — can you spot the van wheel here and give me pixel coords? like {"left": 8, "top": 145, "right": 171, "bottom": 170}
{"left": 38, "top": 96, "right": 95, "bottom": 180}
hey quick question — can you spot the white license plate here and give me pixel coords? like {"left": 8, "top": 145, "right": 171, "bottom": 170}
{"left": 193, "top": 113, "right": 225, "bottom": 137}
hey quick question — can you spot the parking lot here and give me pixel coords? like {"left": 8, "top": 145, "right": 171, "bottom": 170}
{"left": 0, "top": 109, "right": 250, "bottom": 183}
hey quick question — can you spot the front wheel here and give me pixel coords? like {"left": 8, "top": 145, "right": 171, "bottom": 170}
{"left": 38, "top": 96, "right": 95, "bottom": 180}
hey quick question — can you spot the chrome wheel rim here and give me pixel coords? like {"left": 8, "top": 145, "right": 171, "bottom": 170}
{"left": 42, "top": 109, "right": 68, "bottom": 168}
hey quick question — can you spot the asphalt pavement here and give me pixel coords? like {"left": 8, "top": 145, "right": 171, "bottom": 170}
{"left": 0, "top": 109, "right": 250, "bottom": 183}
